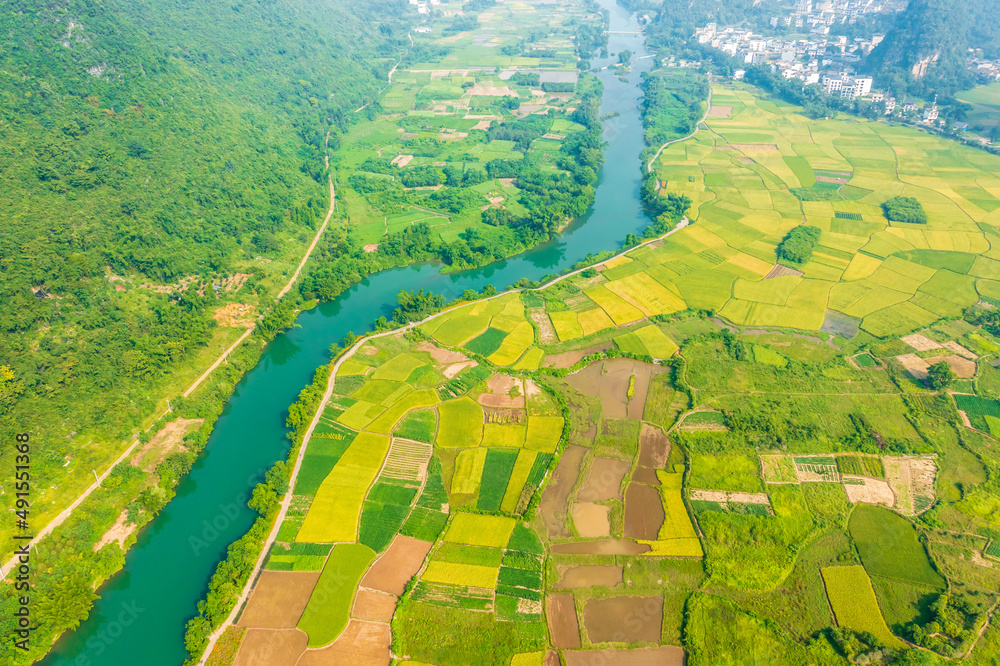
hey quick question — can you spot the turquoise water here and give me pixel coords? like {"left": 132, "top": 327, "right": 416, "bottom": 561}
{"left": 39, "top": 3, "right": 650, "bottom": 664}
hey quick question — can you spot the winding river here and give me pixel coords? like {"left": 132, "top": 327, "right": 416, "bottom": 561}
{"left": 41, "top": 2, "right": 652, "bottom": 663}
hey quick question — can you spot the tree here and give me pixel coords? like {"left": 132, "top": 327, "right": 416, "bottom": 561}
{"left": 927, "top": 361, "right": 955, "bottom": 390}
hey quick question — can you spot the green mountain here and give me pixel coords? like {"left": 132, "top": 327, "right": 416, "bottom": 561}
{"left": 866, "top": 0, "right": 1000, "bottom": 96}
{"left": 0, "top": 0, "right": 410, "bottom": 533}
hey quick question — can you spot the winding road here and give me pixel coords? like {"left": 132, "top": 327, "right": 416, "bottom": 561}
{"left": 645, "top": 81, "right": 713, "bottom": 173}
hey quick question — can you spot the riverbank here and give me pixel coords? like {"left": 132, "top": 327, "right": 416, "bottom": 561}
{"left": 35, "top": 1, "right": 653, "bottom": 662}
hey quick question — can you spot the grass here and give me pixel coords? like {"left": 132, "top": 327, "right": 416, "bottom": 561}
{"left": 477, "top": 448, "right": 519, "bottom": 511}
{"left": 298, "top": 543, "right": 376, "bottom": 647}
{"left": 689, "top": 453, "right": 763, "bottom": 492}
{"left": 368, "top": 388, "right": 440, "bottom": 435}
{"left": 444, "top": 513, "right": 516, "bottom": 548}
{"left": 393, "top": 600, "right": 545, "bottom": 665}
{"left": 524, "top": 415, "right": 563, "bottom": 453}
{"left": 372, "top": 353, "right": 427, "bottom": 381}
{"left": 848, "top": 505, "right": 946, "bottom": 589}
{"left": 422, "top": 561, "right": 499, "bottom": 588}
{"left": 465, "top": 327, "right": 509, "bottom": 356}
{"left": 821, "top": 565, "right": 906, "bottom": 648}
{"left": 434, "top": 542, "right": 504, "bottom": 567}
{"left": 395, "top": 408, "right": 437, "bottom": 443}
{"left": 294, "top": 435, "right": 355, "bottom": 496}
{"left": 500, "top": 450, "right": 537, "bottom": 513}
{"left": 437, "top": 397, "right": 484, "bottom": 448}
{"left": 297, "top": 432, "right": 390, "bottom": 543}
{"left": 683, "top": 593, "right": 844, "bottom": 664}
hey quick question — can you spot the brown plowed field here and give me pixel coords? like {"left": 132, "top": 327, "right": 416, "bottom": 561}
{"left": 584, "top": 596, "right": 663, "bottom": 644}
{"left": 233, "top": 628, "right": 307, "bottom": 666}
{"left": 237, "top": 571, "right": 321, "bottom": 629}
{"left": 546, "top": 594, "right": 582, "bottom": 648}
{"left": 637, "top": 424, "right": 670, "bottom": 470}
{"left": 352, "top": 589, "right": 397, "bottom": 622}
{"left": 544, "top": 342, "right": 612, "bottom": 369}
{"left": 360, "top": 536, "right": 433, "bottom": 596}
{"left": 296, "top": 620, "right": 390, "bottom": 666}
{"left": 563, "top": 646, "right": 685, "bottom": 665}
{"left": 555, "top": 565, "right": 623, "bottom": 589}
{"left": 540, "top": 445, "right": 587, "bottom": 538}
{"left": 624, "top": 482, "right": 664, "bottom": 540}
{"left": 577, "top": 457, "right": 630, "bottom": 501}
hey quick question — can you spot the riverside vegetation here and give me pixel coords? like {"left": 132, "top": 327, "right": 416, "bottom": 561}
{"left": 206, "top": 44, "right": 1000, "bottom": 666}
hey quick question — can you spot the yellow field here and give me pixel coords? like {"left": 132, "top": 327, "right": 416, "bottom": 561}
{"left": 422, "top": 561, "right": 499, "bottom": 588}
{"left": 524, "top": 415, "right": 564, "bottom": 453}
{"left": 297, "top": 432, "right": 390, "bottom": 542}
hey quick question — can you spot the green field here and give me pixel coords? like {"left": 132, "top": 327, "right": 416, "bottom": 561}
{"left": 821, "top": 565, "right": 906, "bottom": 648}
{"left": 298, "top": 544, "right": 376, "bottom": 647}
{"left": 849, "top": 505, "right": 946, "bottom": 588}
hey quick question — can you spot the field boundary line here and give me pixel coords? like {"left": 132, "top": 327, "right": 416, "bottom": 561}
{"left": 645, "top": 81, "right": 713, "bottom": 173}
{"left": 276, "top": 176, "right": 336, "bottom": 301}
{"left": 198, "top": 218, "right": 695, "bottom": 662}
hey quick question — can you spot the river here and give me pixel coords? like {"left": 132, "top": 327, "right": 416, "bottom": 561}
{"left": 39, "top": 2, "right": 650, "bottom": 663}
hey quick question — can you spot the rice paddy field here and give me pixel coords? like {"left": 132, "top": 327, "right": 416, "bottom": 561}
{"left": 216, "top": 38, "right": 1000, "bottom": 666}
{"left": 333, "top": 0, "right": 596, "bottom": 248}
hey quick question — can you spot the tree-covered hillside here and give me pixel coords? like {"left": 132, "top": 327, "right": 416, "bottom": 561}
{"left": 0, "top": 0, "right": 413, "bottom": 529}
{"left": 866, "top": 0, "right": 1000, "bottom": 97}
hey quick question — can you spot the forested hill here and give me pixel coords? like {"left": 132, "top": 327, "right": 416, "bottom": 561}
{"left": 865, "top": 0, "right": 1000, "bottom": 97}
{"left": 0, "top": 0, "right": 412, "bottom": 504}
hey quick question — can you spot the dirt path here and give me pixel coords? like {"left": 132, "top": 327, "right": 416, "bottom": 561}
{"left": 198, "top": 216, "right": 700, "bottom": 662}
{"left": 646, "top": 82, "right": 713, "bottom": 173}
{"left": 276, "top": 177, "right": 336, "bottom": 301}
{"left": 0, "top": 437, "right": 142, "bottom": 579}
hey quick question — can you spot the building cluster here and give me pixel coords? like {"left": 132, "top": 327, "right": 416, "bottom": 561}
{"left": 407, "top": 0, "right": 439, "bottom": 15}
{"left": 969, "top": 56, "right": 1000, "bottom": 81}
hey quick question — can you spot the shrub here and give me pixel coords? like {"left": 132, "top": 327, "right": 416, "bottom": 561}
{"left": 881, "top": 196, "right": 927, "bottom": 224}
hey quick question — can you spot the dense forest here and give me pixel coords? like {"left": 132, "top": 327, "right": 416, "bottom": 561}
{"left": 0, "top": 0, "right": 414, "bottom": 513}
{"left": 866, "top": 0, "right": 1000, "bottom": 98}
{"left": 0, "top": 1, "right": 416, "bottom": 657}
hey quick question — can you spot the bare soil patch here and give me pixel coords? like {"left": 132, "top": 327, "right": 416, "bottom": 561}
{"left": 563, "top": 647, "right": 685, "bottom": 666}
{"left": 478, "top": 374, "right": 525, "bottom": 408}
{"left": 572, "top": 502, "right": 611, "bottom": 537}
{"left": 360, "top": 535, "right": 433, "bottom": 596}
{"left": 544, "top": 342, "right": 612, "bottom": 369}
{"left": 730, "top": 144, "right": 778, "bottom": 151}
{"left": 296, "top": 620, "right": 390, "bottom": 666}
{"left": 765, "top": 264, "right": 803, "bottom": 280}
{"left": 483, "top": 406, "right": 526, "bottom": 424}
{"left": 418, "top": 342, "right": 468, "bottom": 364}
{"left": 708, "top": 105, "right": 733, "bottom": 117}
{"left": 925, "top": 354, "right": 976, "bottom": 378}
{"left": 546, "top": 594, "right": 582, "bottom": 648}
{"left": 628, "top": 363, "right": 663, "bottom": 420}
{"left": 442, "top": 360, "right": 478, "bottom": 379}
{"left": 896, "top": 353, "right": 930, "bottom": 380}
{"left": 584, "top": 596, "right": 663, "bottom": 644}
{"left": 214, "top": 303, "right": 257, "bottom": 327}
{"left": 469, "top": 83, "right": 517, "bottom": 96}
{"left": 637, "top": 424, "right": 670, "bottom": 470}
{"left": 624, "top": 482, "right": 664, "bottom": 540}
{"left": 352, "top": 589, "right": 397, "bottom": 623}
{"left": 632, "top": 466, "right": 660, "bottom": 485}
{"left": 942, "top": 341, "right": 976, "bottom": 359}
{"left": 131, "top": 417, "right": 202, "bottom": 471}
{"left": 238, "top": 571, "right": 321, "bottom": 629}
{"left": 843, "top": 477, "right": 895, "bottom": 509}
{"left": 472, "top": 119, "right": 493, "bottom": 130}
{"left": 901, "top": 333, "right": 941, "bottom": 352}
{"left": 551, "top": 540, "right": 650, "bottom": 555}
{"left": 363, "top": 243, "right": 379, "bottom": 253}
{"left": 540, "top": 446, "right": 587, "bottom": 538}
{"left": 577, "top": 457, "right": 630, "bottom": 501}
{"left": 93, "top": 510, "right": 135, "bottom": 552}
{"left": 391, "top": 154, "right": 414, "bottom": 167}
{"left": 815, "top": 176, "right": 849, "bottom": 184}
{"left": 565, "top": 359, "right": 633, "bottom": 418}
{"left": 555, "top": 565, "right": 623, "bottom": 589}
{"left": 233, "top": 628, "right": 307, "bottom": 666}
